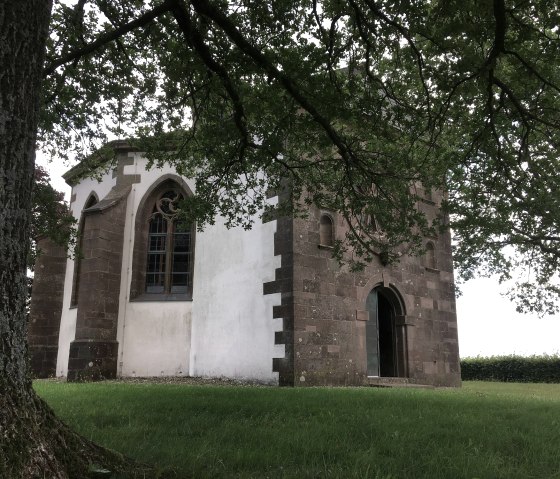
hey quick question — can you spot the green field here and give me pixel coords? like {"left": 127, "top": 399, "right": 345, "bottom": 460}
{"left": 34, "top": 380, "right": 560, "bottom": 478}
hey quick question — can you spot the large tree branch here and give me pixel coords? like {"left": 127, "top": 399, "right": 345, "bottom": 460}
{"left": 43, "top": 0, "right": 175, "bottom": 76}
{"left": 477, "top": 0, "right": 506, "bottom": 72}
{"left": 187, "top": 0, "right": 358, "bottom": 169}
{"left": 492, "top": 76, "right": 560, "bottom": 128}
{"left": 503, "top": 49, "right": 560, "bottom": 95}
{"left": 510, "top": 226, "right": 560, "bottom": 259}
{"left": 169, "top": 1, "right": 254, "bottom": 161}
{"left": 491, "top": 0, "right": 506, "bottom": 55}
{"left": 362, "top": 0, "right": 432, "bottom": 115}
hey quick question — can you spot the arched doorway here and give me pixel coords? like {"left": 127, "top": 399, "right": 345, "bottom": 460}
{"left": 365, "top": 286, "right": 407, "bottom": 377}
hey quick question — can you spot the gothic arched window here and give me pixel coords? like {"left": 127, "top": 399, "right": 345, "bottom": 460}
{"left": 145, "top": 190, "right": 192, "bottom": 295}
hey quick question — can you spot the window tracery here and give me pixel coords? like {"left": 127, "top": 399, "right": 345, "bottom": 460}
{"left": 145, "top": 190, "right": 192, "bottom": 295}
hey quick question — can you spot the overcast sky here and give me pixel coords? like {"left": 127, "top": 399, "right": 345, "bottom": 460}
{"left": 37, "top": 154, "right": 560, "bottom": 359}
{"left": 456, "top": 277, "right": 560, "bottom": 357}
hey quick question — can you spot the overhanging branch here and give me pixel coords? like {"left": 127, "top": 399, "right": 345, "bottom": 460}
{"left": 188, "top": 0, "right": 357, "bottom": 169}
{"left": 43, "top": 0, "right": 175, "bottom": 76}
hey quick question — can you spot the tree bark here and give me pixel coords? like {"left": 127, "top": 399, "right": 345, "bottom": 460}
{"left": 0, "top": 3, "right": 147, "bottom": 478}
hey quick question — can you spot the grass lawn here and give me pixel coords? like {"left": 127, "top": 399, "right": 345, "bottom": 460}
{"left": 34, "top": 380, "right": 560, "bottom": 478}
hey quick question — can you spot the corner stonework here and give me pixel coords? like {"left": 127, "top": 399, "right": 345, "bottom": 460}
{"left": 263, "top": 187, "right": 295, "bottom": 386}
{"left": 67, "top": 340, "right": 119, "bottom": 381}
{"left": 66, "top": 149, "right": 141, "bottom": 381}
{"left": 28, "top": 237, "right": 67, "bottom": 378}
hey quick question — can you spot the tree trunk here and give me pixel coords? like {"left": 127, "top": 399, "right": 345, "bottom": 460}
{"left": 0, "top": 3, "right": 147, "bottom": 478}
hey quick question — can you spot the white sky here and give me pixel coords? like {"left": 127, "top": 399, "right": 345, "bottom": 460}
{"left": 36, "top": 153, "right": 560, "bottom": 359}
{"left": 456, "top": 277, "right": 560, "bottom": 357}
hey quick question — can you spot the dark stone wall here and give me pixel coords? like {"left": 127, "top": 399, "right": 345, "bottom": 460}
{"left": 290, "top": 190, "right": 461, "bottom": 387}
{"left": 28, "top": 238, "right": 67, "bottom": 378}
{"left": 66, "top": 149, "right": 142, "bottom": 381}
{"left": 67, "top": 194, "right": 128, "bottom": 381}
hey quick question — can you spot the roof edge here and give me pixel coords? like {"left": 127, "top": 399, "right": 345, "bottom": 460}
{"left": 62, "top": 139, "right": 139, "bottom": 187}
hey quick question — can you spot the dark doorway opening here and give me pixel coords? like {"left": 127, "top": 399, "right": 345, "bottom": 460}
{"left": 365, "top": 287, "right": 406, "bottom": 377}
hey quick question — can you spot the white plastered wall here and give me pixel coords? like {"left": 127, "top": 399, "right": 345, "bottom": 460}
{"left": 189, "top": 204, "right": 284, "bottom": 383}
{"left": 117, "top": 153, "right": 284, "bottom": 382}
{"left": 116, "top": 154, "right": 193, "bottom": 377}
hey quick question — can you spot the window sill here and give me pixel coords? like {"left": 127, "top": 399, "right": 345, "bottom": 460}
{"left": 318, "top": 244, "right": 334, "bottom": 250}
{"left": 130, "top": 293, "right": 192, "bottom": 302}
{"left": 424, "top": 267, "right": 440, "bottom": 274}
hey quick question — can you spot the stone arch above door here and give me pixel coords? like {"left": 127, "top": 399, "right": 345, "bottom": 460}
{"left": 358, "top": 275, "right": 412, "bottom": 318}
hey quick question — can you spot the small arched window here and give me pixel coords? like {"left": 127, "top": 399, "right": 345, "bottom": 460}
{"left": 425, "top": 242, "right": 436, "bottom": 269}
{"left": 145, "top": 190, "right": 192, "bottom": 294}
{"left": 319, "top": 214, "right": 334, "bottom": 247}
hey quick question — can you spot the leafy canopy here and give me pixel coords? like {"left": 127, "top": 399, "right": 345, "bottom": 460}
{"left": 30, "top": 166, "right": 75, "bottom": 269}
{"left": 42, "top": 0, "right": 560, "bottom": 313}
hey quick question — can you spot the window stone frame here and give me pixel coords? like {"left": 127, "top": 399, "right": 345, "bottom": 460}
{"left": 130, "top": 175, "right": 195, "bottom": 302}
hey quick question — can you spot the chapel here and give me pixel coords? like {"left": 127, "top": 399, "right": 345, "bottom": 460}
{"left": 29, "top": 140, "right": 461, "bottom": 387}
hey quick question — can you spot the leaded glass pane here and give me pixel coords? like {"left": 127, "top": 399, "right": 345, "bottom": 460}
{"left": 170, "top": 273, "right": 189, "bottom": 293}
{"left": 149, "top": 234, "right": 166, "bottom": 252}
{"left": 173, "top": 232, "right": 190, "bottom": 253}
{"left": 172, "top": 254, "right": 189, "bottom": 273}
{"left": 149, "top": 214, "right": 167, "bottom": 234}
{"left": 144, "top": 190, "right": 193, "bottom": 296}
{"left": 146, "top": 274, "right": 165, "bottom": 293}
{"left": 147, "top": 252, "right": 165, "bottom": 273}
{"left": 146, "top": 213, "right": 167, "bottom": 293}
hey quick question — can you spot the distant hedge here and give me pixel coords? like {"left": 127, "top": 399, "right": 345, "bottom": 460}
{"left": 461, "top": 355, "right": 560, "bottom": 383}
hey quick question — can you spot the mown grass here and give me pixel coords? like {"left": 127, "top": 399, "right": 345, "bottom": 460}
{"left": 34, "top": 380, "right": 560, "bottom": 478}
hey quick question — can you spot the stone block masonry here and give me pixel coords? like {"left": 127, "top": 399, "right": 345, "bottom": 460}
{"left": 67, "top": 189, "right": 128, "bottom": 381}
{"left": 264, "top": 186, "right": 295, "bottom": 386}
{"left": 28, "top": 238, "right": 67, "bottom": 378}
{"left": 288, "top": 197, "right": 460, "bottom": 387}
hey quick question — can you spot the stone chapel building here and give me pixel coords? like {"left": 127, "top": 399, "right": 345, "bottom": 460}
{"left": 29, "top": 140, "right": 461, "bottom": 387}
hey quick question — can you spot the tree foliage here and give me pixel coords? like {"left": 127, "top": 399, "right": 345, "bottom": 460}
{"left": 25, "top": 167, "right": 75, "bottom": 315}
{"left": 29, "top": 166, "right": 75, "bottom": 269}
{"left": 41, "top": 0, "right": 560, "bottom": 313}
